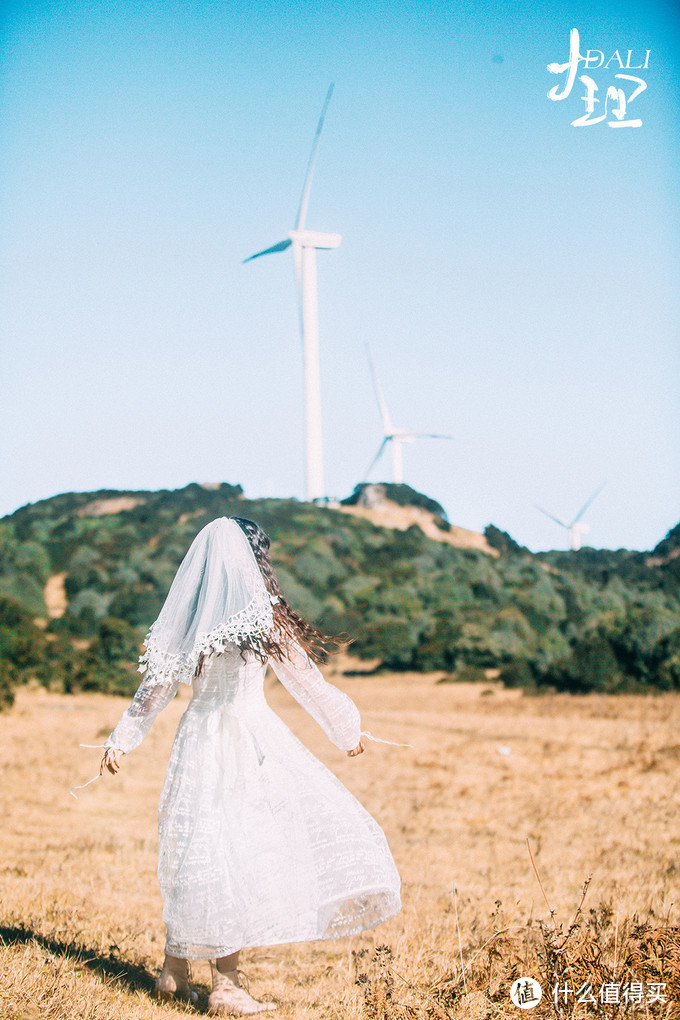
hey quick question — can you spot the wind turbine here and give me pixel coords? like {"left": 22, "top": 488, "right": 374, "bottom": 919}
{"left": 364, "top": 348, "right": 453, "bottom": 485}
{"left": 536, "top": 482, "right": 607, "bottom": 551}
{"left": 244, "top": 84, "right": 340, "bottom": 502}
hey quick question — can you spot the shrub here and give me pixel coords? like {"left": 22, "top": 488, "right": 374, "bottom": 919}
{"left": 499, "top": 658, "right": 537, "bottom": 689}
{"left": 540, "top": 636, "right": 624, "bottom": 693}
{"left": 356, "top": 619, "right": 413, "bottom": 668}
{"left": 0, "top": 597, "right": 48, "bottom": 708}
{"left": 484, "top": 524, "right": 525, "bottom": 554}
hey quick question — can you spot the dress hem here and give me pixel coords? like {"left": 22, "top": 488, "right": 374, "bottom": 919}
{"left": 164, "top": 893, "right": 402, "bottom": 960}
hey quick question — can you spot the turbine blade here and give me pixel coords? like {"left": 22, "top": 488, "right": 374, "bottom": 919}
{"left": 292, "top": 241, "right": 303, "bottom": 310}
{"left": 291, "top": 240, "right": 305, "bottom": 349}
{"left": 363, "top": 438, "right": 389, "bottom": 480}
{"left": 295, "top": 83, "right": 335, "bottom": 232}
{"left": 365, "top": 345, "right": 393, "bottom": 434}
{"left": 411, "top": 433, "right": 454, "bottom": 440}
{"left": 535, "top": 505, "right": 569, "bottom": 529}
{"left": 243, "top": 239, "right": 292, "bottom": 263}
{"left": 571, "top": 481, "right": 607, "bottom": 526}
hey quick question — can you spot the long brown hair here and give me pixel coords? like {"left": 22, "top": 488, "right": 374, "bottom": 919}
{"left": 231, "top": 516, "right": 343, "bottom": 664}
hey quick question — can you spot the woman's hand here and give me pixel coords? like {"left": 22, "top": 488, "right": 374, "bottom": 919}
{"left": 346, "top": 740, "right": 365, "bottom": 757}
{"left": 100, "top": 748, "right": 124, "bottom": 776}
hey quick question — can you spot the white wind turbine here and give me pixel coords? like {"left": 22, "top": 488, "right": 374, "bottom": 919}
{"left": 536, "top": 482, "right": 607, "bottom": 551}
{"left": 244, "top": 84, "right": 340, "bottom": 502}
{"left": 363, "top": 348, "right": 453, "bottom": 485}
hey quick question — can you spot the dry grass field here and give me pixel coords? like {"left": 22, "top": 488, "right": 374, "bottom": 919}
{"left": 2, "top": 665, "right": 680, "bottom": 1019}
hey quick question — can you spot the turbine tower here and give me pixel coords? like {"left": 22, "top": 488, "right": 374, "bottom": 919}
{"left": 244, "top": 84, "right": 340, "bottom": 502}
{"left": 364, "top": 348, "right": 453, "bottom": 485}
{"left": 536, "top": 483, "right": 606, "bottom": 551}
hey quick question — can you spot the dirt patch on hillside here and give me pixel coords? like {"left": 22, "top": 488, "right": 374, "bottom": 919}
{"left": 76, "top": 496, "right": 145, "bottom": 517}
{"left": 338, "top": 502, "right": 499, "bottom": 556}
{"left": 43, "top": 572, "right": 67, "bottom": 618}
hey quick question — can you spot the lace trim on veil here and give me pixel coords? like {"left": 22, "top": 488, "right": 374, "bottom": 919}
{"left": 137, "top": 589, "right": 275, "bottom": 687}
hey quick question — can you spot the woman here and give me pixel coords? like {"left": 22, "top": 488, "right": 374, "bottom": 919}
{"left": 100, "top": 516, "right": 402, "bottom": 1015}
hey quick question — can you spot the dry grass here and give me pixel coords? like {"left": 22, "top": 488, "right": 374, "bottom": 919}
{"left": 2, "top": 670, "right": 680, "bottom": 1018}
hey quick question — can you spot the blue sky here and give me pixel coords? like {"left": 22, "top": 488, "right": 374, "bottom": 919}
{"left": 2, "top": 0, "right": 678, "bottom": 551}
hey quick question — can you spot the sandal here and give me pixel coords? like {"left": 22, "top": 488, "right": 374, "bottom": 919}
{"left": 153, "top": 955, "right": 199, "bottom": 1004}
{"left": 208, "top": 962, "right": 276, "bottom": 1015}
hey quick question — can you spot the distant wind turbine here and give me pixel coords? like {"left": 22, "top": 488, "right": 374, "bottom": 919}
{"left": 244, "top": 84, "right": 340, "bottom": 502}
{"left": 363, "top": 347, "right": 453, "bottom": 485}
{"left": 536, "top": 482, "right": 607, "bottom": 551}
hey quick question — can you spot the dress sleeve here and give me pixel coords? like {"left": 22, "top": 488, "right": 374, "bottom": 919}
{"left": 268, "top": 643, "right": 361, "bottom": 752}
{"left": 104, "top": 671, "right": 181, "bottom": 755}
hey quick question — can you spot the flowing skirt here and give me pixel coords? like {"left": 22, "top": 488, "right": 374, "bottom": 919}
{"left": 158, "top": 699, "right": 401, "bottom": 958}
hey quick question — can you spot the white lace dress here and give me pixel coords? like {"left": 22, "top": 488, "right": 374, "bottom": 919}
{"left": 105, "top": 643, "right": 401, "bottom": 959}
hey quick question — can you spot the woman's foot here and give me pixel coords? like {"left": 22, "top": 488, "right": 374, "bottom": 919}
{"left": 153, "top": 954, "right": 199, "bottom": 1004}
{"left": 208, "top": 962, "right": 276, "bottom": 1015}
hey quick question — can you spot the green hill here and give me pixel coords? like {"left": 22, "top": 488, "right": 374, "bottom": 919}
{"left": 1, "top": 482, "right": 679, "bottom": 708}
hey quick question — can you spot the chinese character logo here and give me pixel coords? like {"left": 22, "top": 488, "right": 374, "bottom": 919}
{"left": 510, "top": 977, "right": 543, "bottom": 1009}
{"left": 547, "top": 28, "right": 649, "bottom": 127}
